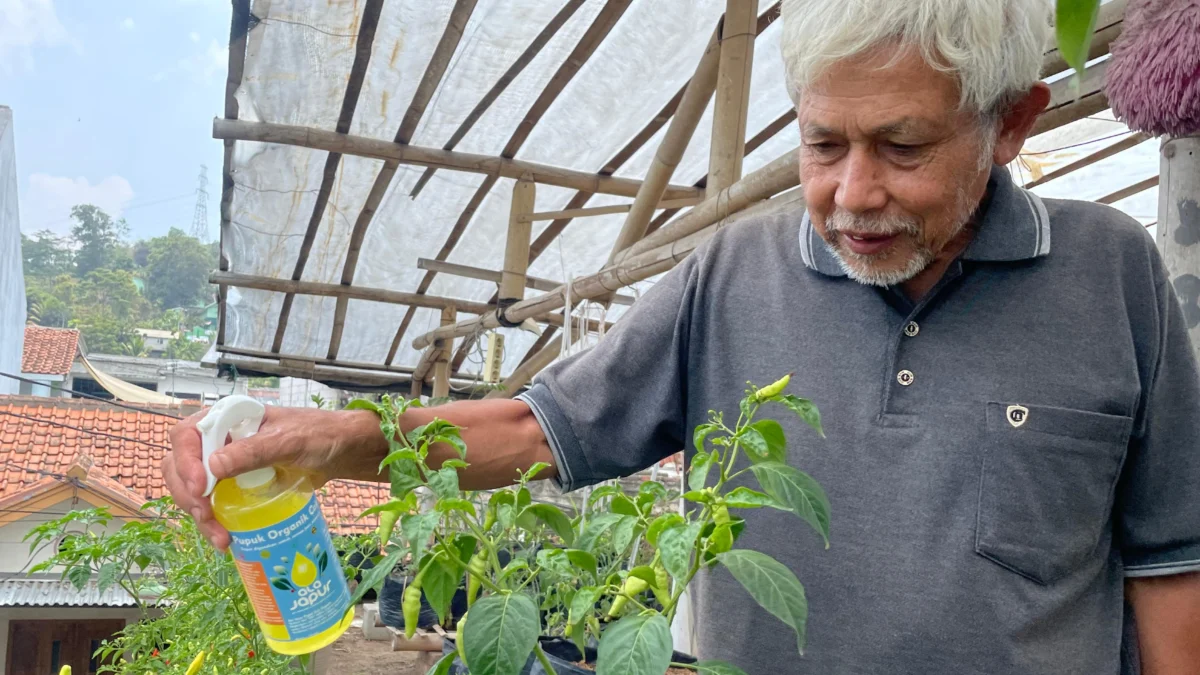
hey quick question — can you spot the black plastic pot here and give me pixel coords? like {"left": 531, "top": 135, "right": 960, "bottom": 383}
{"left": 440, "top": 636, "right": 697, "bottom": 675}
{"left": 378, "top": 569, "right": 468, "bottom": 631}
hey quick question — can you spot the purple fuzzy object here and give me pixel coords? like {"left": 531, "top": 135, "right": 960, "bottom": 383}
{"left": 1105, "top": 0, "right": 1200, "bottom": 136}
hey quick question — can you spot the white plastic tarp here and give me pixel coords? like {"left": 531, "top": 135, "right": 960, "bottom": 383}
{"left": 220, "top": 1, "right": 1150, "bottom": 380}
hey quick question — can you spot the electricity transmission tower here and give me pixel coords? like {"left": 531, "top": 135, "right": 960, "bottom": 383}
{"left": 191, "top": 165, "right": 209, "bottom": 242}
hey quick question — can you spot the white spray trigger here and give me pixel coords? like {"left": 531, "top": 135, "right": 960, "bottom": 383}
{"left": 196, "top": 395, "right": 266, "bottom": 497}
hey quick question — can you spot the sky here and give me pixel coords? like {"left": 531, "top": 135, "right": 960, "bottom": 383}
{"left": 2, "top": 0, "right": 230, "bottom": 242}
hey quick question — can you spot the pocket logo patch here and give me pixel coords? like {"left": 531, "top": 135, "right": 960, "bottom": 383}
{"left": 1007, "top": 405, "right": 1029, "bottom": 428}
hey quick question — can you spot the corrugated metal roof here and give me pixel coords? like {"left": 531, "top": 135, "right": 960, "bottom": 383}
{"left": 0, "top": 575, "right": 142, "bottom": 607}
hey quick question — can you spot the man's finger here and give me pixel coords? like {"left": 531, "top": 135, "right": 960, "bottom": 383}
{"left": 170, "top": 411, "right": 209, "bottom": 498}
{"left": 208, "top": 430, "right": 292, "bottom": 480}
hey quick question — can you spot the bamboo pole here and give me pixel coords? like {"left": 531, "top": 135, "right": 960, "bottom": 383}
{"left": 1098, "top": 176, "right": 1158, "bottom": 205}
{"left": 212, "top": 119, "right": 702, "bottom": 201}
{"left": 522, "top": 197, "right": 703, "bottom": 222}
{"left": 500, "top": 178, "right": 536, "bottom": 303}
{"left": 209, "top": 271, "right": 493, "bottom": 315}
{"left": 432, "top": 307, "right": 455, "bottom": 399}
{"left": 606, "top": 27, "right": 721, "bottom": 263}
{"left": 1156, "top": 135, "right": 1200, "bottom": 364}
{"left": 1023, "top": 132, "right": 1149, "bottom": 189}
{"left": 616, "top": 149, "right": 800, "bottom": 263}
{"left": 707, "top": 0, "right": 758, "bottom": 194}
{"left": 410, "top": 164, "right": 804, "bottom": 351}
{"left": 484, "top": 336, "right": 563, "bottom": 399}
{"left": 416, "top": 259, "right": 635, "bottom": 306}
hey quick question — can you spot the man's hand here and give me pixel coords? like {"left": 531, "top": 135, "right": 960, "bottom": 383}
{"left": 1128, "top": 572, "right": 1200, "bottom": 674}
{"left": 165, "top": 398, "right": 556, "bottom": 550}
{"left": 165, "top": 405, "right": 387, "bottom": 550}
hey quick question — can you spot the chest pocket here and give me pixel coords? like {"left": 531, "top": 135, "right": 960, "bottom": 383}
{"left": 975, "top": 402, "right": 1132, "bottom": 585}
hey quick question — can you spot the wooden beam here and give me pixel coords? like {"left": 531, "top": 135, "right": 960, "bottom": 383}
{"left": 518, "top": 326, "right": 558, "bottom": 367}
{"left": 214, "top": 119, "right": 701, "bottom": 201}
{"left": 1097, "top": 176, "right": 1158, "bottom": 205}
{"left": 1022, "top": 132, "right": 1149, "bottom": 189}
{"left": 707, "top": 0, "right": 758, "bottom": 193}
{"left": 217, "top": 346, "right": 416, "bottom": 375}
{"left": 500, "top": 178, "right": 536, "bottom": 303}
{"left": 410, "top": 0, "right": 586, "bottom": 199}
{"left": 1157, "top": 135, "right": 1200, "bottom": 364}
{"left": 415, "top": 259, "right": 635, "bottom": 306}
{"left": 432, "top": 307, "right": 455, "bottom": 399}
{"left": 522, "top": 197, "right": 702, "bottom": 222}
{"left": 484, "top": 336, "right": 562, "bottom": 399}
{"left": 327, "top": 0, "right": 480, "bottom": 361}
{"left": 607, "top": 26, "right": 721, "bottom": 264}
{"left": 411, "top": 152, "right": 802, "bottom": 350}
{"left": 269, "top": 0, "right": 385, "bottom": 354}
{"left": 1030, "top": 60, "right": 1111, "bottom": 138}
{"left": 211, "top": 271, "right": 493, "bottom": 315}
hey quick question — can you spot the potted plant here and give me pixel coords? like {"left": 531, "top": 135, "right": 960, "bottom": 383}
{"left": 349, "top": 374, "right": 829, "bottom": 675}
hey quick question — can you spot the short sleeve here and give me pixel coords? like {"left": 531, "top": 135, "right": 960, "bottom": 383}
{"left": 516, "top": 253, "right": 701, "bottom": 492}
{"left": 1116, "top": 267, "right": 1200, "bottom": 577}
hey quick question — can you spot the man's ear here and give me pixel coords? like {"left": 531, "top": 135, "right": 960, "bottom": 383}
{"left": 992, "top": 82, "right": 1052, "bottom": 165}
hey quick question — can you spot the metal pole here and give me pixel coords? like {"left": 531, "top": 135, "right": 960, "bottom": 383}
{"left": 1156, "top": 135, "right": 1200, "bottom": 361}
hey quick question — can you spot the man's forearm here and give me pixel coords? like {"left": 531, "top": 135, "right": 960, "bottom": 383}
{"left": 1127, "top": 572, "right": 1200, "bottom": 674}
{"left": 341, "top": 398, "right": 557, "bottom": 490}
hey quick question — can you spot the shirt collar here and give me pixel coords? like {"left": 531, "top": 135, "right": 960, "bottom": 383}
{"left": 799, "top": 165, "right": 1052, "bottom": 277}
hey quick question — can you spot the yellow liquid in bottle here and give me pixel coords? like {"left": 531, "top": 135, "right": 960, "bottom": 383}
{"left": 212, "top": 467, "right": 354, "bottom": 655}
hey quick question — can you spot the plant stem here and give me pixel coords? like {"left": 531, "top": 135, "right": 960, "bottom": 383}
{"left": 534, "top": 644, "right": 559, "bottom": 675}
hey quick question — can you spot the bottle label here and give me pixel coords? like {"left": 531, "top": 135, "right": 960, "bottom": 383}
{"left": 228, "top": 494, "right": 350, "bottom": 643}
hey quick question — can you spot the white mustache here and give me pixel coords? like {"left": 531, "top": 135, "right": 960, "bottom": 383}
{"left": 825, "top": 210, "right": 920, "bottom": 237}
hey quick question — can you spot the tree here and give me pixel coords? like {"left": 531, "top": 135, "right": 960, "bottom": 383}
{"left": 71, "top": 308, "right": 146, "bottom": 355}
{"left": 144, "top": 228, "right": 215, "bottom": 310}
{"left": 21, "top": 230, "right": 73, "bottom": 277}
{"left": 70, "top": 205, "right": 130, "bottom": 277}
{"left": 78, "top": 269, "right": 146, "bottom": 321}
{"left": 165, "top": 335, "right": 207, "bottom": 361}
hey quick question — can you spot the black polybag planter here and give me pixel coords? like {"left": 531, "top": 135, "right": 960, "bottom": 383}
{"left": 440, "top": 636, "right": 697, "bottom": 675}
{"left": 378, "top": 570, "right": 468, "bottom": 631}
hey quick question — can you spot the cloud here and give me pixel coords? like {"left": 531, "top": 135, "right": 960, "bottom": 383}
{"left": 20, "top": 174, "right": 135, "bottom": 235}
{"left": 189, "top": 31, "right": 200, "bottom": 43}
{"left": 0, "top": 0, "right": 71, "bottom": 73}
{"left": 120, "top": 17, "right": 135, "bottom": 31}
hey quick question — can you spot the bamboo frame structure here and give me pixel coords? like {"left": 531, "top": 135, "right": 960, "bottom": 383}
{"left": 211, "top": 2, "right": 1141, "bottom": 391}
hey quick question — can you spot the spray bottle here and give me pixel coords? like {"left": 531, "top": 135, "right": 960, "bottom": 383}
{"left": 198, "top": 395, "right": 354, "bottom": 655}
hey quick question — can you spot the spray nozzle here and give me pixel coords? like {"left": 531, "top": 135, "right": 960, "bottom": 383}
{"left": 196, "top": 395, "right": 268, "bottom": 497}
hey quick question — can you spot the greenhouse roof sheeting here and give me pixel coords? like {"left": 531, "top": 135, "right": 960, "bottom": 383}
{"left": 213, "top": 0, "right": 1152, "bottom": 390}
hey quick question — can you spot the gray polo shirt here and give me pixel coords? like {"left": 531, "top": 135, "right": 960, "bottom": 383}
{"left": 518, "top": 165, "right": 1200, "bottom": 674}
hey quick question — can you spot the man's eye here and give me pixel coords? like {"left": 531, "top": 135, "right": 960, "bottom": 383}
{"left": 807, "top": 142, "right": 840, "bottom": 152}
{"left": 886, "top": 142, "right": 922, "bottom": 156}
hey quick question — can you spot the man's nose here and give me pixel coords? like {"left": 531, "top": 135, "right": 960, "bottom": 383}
{"left": 835, "top": 149, "right": 888, "bottom": 214}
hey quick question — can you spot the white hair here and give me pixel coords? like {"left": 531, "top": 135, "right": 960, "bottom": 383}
{"left": 780, "top": 0, "right": 1053, "bottom": 120}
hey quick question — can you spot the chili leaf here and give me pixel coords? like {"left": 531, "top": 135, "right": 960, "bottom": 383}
{"left": 745, "top": 420, "right": 786, "bottom": 463}
{"left": 596, "top": 614, "right": 673, "bottom": 675}
{"left": 1056, "top": 0, "right": 1101, "bottom": 76}
{"left": 723, "top": 487, "right": 787, "bottom": 510}
{"left": 427, "top": 468, "right": 460, "bottom": 500}
{"left": 390, "top": 461, "right": 424, "bottom": 499}
{"left": 421, "top": 554, "right": 460, "bottom": 625}
{"left": 693, "top": 422, "right": 719, "bottom": 452}
{"left": 350, "top": 547, "right": 404, "bottom": 606}
{"left": 436, "top": 499, "right": 477, "bottom": 518}
{"left": 576, "top": 513, "right": 623, "bottom": 553}
{"left": 750, "top": 462, "right": 831, "bottom": 546}
{"left": 646, "top": 513, "right": 685, "bottom": 547}
{"left": 717, "top": 550, "right": 808, "bottom": 653}
{"left": 359, "top": 494, "right": 416, "bottom": 519}
{"left": 658, "top": 522, "right": 702, "bottom": 583}
{"left": 688, "top": 451, "right": 713, "bottom": 492}
{"left": 425, "top": 652, "right": 456, "bottom": 675}
{"left": 610, "top": 494, "right": 640, "bottom": 517}
{"left": 587, "top": 485, "right": 624, "bottom": 507}
{"left": 525, "top": 503, "right": 576, "bottom": 546}
{"left": 96, "top": 561, "right": 121, "bottom": 593}
{"left": 565, "top": 549, "right": 598, "bottom": 577}
{"left": 611, "top": 516, "right": 641, "bottom": 554}
{"left": 778, "top": 395, "right": 824, "bottom": 438}
{"left": 567, "top": 586, "right": 601, "bottom": 654}
{"left": 462, "top": 593, "right": 540, "bottom": 675}
{"left": 401, "top": 511, "right": 440, "bottom": 561}
{"left": 66, "top": 564, "right": 91, "bottom": 591}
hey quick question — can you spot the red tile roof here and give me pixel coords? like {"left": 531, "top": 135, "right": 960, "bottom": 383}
{"left": 0, "top": 396, "right": 387, "bottom": 533}
{"left": 21, "top": 326, "right": 80, "bottom": 376}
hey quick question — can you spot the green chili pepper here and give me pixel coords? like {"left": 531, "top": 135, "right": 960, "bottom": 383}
{"left": 713, "top": 503, "right": 731, "bottom": 527}
{"left": 482, "top": 508, "right": 496, "bottom": 533}
{"left": 652, "top": 563, "right": 671, "bottom": 606}
{"left": 465, "top": 550, "right": 487, "bottom": 608}
{"left": 607, "top": 575, "right": 649, "bottom": 618}
{"left": 378, "top": 504, "right": 400, "bottom": 549}
{"left": 456, "top": 612, "right": 469, "bottom": 667}
{"left": 403, "top": 575, "right": 424, "bottom": 639}
{"left": 754, "top": 373, "right": 792, "bottom": 402}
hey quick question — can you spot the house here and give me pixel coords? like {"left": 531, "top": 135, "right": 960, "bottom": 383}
{"left": 70, "top": 353, "right": 246, "bottom": 405}
{"left": 18, "top": 327, "right": 79, "bottom": 398}
{"left": 133, "top": 328, "right": 176, "bottom": 358}
{"left": 0, "top": 395, "right": 387, "bottom": 673}
{"left": 0, "top": 107, "right": 24, "bottom": 397}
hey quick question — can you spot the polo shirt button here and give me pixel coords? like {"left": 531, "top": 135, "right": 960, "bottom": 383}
{"left": 904, "top": 321, "right": 920, "bottom": 337}
{"left": 897, "top": 369, "right": 915, "bottom": 386}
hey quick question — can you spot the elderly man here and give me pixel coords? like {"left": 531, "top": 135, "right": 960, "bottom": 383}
{"left": 166, "top": 0, "right": 1200, "bottom": 672}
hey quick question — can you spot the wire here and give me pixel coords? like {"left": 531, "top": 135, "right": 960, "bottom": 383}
{"left": 1, "top": 460, "right": 69, "bottom": 480}
{"left": 0, "top": 411, "right": 173, "bottom": 451}
{"left": 0, "top": 371, "right": 185, "bottom": 420}
{"left": 1019, "top": 130, "right": 1133, "bottom": 157}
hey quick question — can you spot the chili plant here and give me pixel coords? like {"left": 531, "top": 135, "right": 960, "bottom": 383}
{"left": 351, "top": 373, "right": 829, "bottom": 675}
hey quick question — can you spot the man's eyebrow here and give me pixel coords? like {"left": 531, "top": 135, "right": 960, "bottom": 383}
{"left": 800, "top": 123, "right": 836, "bottom": 137}
{"left": 871, "top": 118, "right": 930, "bottom": 136}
